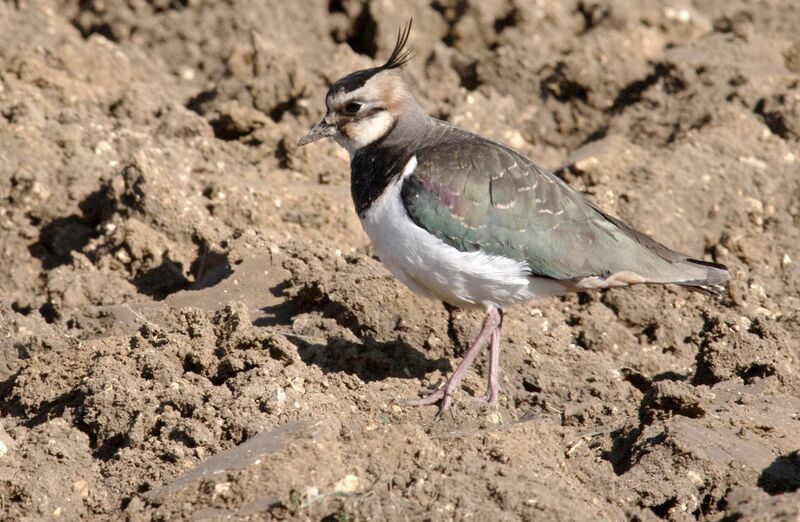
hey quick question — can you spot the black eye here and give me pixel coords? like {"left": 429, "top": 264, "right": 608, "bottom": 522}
{"left": 343, "top": 102, "right": 362, "bottom": 115}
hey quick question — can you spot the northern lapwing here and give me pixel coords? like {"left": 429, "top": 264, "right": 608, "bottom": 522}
{"left": 298, "top": 21, "right": 729, "bottom": 415}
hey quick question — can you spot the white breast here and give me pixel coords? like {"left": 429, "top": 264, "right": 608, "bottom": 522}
{"left": 359, "top": 156, "right": 568, "bottom": 310}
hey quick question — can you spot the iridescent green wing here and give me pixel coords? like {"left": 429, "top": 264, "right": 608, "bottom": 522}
{"left": 400, "top": 132, "right": 696, "bottom": 283}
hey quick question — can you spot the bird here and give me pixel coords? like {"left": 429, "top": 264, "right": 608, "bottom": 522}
{"left": 298, "top": 20, "right": 729, "bottom": 415}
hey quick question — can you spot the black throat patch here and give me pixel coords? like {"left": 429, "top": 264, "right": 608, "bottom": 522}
{"left": 350, "top": 136, "right": 411, "bottom": 216}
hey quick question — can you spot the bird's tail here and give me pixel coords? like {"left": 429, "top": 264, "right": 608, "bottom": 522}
{"left": 674, "top": 258, "right": 730, "bottom": 296}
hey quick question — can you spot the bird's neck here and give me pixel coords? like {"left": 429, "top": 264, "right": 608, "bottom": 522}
{"left": 380, "top": 99, "right": 429, "bottom": 150}
{"left": 349, "top": 108, "right": 431, "bottom": 217}
{"left": 368, "top": 99, "right": 432, "bottom": 159}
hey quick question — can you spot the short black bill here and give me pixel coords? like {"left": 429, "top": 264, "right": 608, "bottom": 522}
{"left": 297, "top": 119, "right": 335, "bottom": 146}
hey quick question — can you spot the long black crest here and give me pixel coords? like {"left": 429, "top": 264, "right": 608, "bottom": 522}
{"left": 380, "top": 19, "right": 414, "bottom": 70}
{"left": 328, "top": 19, "right": 414, "bottom": 95}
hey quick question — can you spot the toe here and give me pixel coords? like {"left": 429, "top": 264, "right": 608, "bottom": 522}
{"left": 403, "top": 387, "right": 445, "bottom": 407}
{"left": 470, "top": 391, "right": 498, "bottom": 406}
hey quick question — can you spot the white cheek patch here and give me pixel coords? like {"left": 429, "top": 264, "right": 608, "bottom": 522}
{"left": 342, "top": 111, "right": 394, "bottom": 153}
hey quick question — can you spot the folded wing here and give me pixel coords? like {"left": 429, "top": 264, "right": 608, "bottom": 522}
{"left": 400, "top": 129, "right": 728, "bottom": 291}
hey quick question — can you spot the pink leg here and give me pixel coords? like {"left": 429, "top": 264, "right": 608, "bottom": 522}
{"left": 406, "top": 307, "right": 502, "bottom": 415}
{"left": 475, "top": 325, "right": 501, "bottom": 405}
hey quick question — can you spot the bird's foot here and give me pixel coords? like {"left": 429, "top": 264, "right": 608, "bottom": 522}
{"left": 403, "top": 385, "right": 454, "bottom": 417}
{"left": 471, "top": 378, "right": 500, "bottom": 406}
{"left": 470, "top": 390, "right": 499, "bottom": 406}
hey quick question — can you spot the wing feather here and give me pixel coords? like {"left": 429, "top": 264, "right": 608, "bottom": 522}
{"left": 400, "top": 126, "right": 720, "bottom": 286}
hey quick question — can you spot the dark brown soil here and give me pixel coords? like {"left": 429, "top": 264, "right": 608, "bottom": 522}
{"left": 1, "top": 1, "right": 799, "bottom": 520}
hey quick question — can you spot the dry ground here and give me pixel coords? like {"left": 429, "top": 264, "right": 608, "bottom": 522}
{"left": 1, "top": 0, "right": 799, "bottom": 520}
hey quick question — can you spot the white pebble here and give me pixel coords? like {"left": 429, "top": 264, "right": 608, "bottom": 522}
{"left": 334, "top": 474, "right": 360, "bottom": 493}
{"left": 94, "top": 140, "right": 113, "bottom": 155}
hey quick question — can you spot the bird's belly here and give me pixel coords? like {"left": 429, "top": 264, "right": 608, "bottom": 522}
{"left": 359, "top": 173, "right": 567, "bottom": 309}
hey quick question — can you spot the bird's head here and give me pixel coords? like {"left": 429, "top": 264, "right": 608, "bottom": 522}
{"left": 298, "top": 20, "right": 420, "bottom": 155}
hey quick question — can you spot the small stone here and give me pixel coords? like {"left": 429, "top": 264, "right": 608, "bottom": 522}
{"left": 94, "top": 140, "right": 113, "bottom": 155}
{"left": 425, "top": 332, "right": 441, "bottom": 348}
{"left": 738, "top": 316, "right": 753, "bottom": 330}
{"left": 749, "top": 283, "right": 767, "bottom": 301}
{"left": 73, "top": 479, "right": 89, "bottom": 498}
{"left": 753, "top": 306, "right": 772, "bottom": 316}
{"left": 744, "top": 197, "right": 764, "bottom": 214}
{"left": 574, "top": 157, "right": 600, "bottom": 173}
{"left": 687, "top": 470, "right": 704, "bottom": 485}
{"left": 15, "top": 325, "right": 32, "bottom": 337}
{"left": 289, "top": 377, "right": 305, "bottom": 393}
{"left": 782, "top": 254, "right": 792, "bottom": 268}
{"left": 664, "top": 7, "right": 688, "bottom": 22}
{"left": 31, "top": 181, "right": 51, "bottom": 201}
{"left": 738, "top": 156, "right": 767, "bottom": 170}
{"left": 334, "top": 474, "right": 360, "bottom": 494}
{"left": 305, "top": 486, "right": 320, "bottom": 499}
